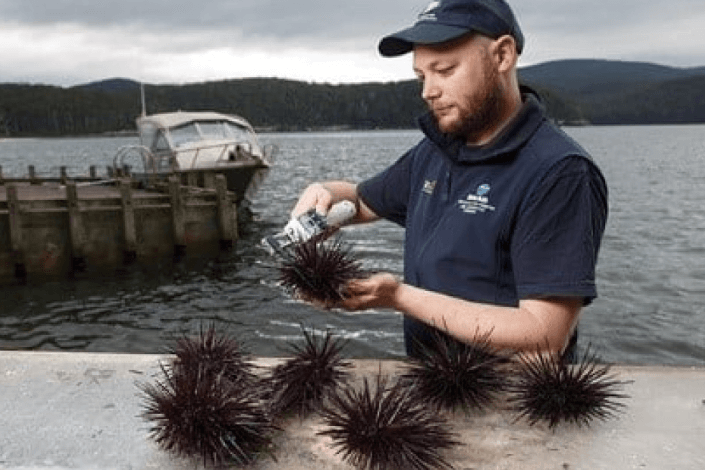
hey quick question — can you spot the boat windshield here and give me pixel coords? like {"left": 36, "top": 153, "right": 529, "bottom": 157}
{"left": 170, "top": 124, "right": 201, "bottom": 148}
{"left": 170, "top": 121, "right": 256, "bottom": 148}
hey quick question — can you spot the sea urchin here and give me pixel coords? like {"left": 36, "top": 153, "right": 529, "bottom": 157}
{"left": 265, "top": 327, "right": 352, "bottom": 417}
{"left": 401, "top": 328, "right": 510, "bottom": 413}
{"left": 139, "top": 362, "right": 276, "bottom": 466}
{"left": 318, "top": 374, "right": 459, "bottom": 470}
{"left": 508, "top": 346, "right": 629, "bottom": 429}
{"left": 139, "top": 326, "right": 276, "bottom": 466}
{"left": 168, "top": 324, "right": 256, "bottom": 386}
{"left": 278, "top": 236, "right": 365, "bottom": 305}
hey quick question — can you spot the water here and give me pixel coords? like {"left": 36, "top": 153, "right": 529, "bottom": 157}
{"left": 1, "top": 126, "right": 704, "bottom": 366}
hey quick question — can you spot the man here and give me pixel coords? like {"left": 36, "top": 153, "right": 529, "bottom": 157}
{"left": 291, "top": 0, "right": 608, "bottom": 358}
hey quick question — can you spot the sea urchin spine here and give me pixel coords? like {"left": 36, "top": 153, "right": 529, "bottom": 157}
{"left": 139, "top": 326, "right": 276, "bottom": 466}
{"left": 278, "top": 236, "right": 366, "bottom": 305}
{"left": 139, "top": 362, "right": 276, "bottom": 466}
{"left": 318, "top": 374, "right": 459, "bottom": 470}
{"left": 265, "top": 327, "right": 352, "bottom": 417}
{"left": 401, "top": 328, "right": 511, "bottom": 413}
{"left": 508, "top": 346, "right": 630, "bottom": 429}
{"left": 169, "top": 324, "right": 256, "bottom": 386}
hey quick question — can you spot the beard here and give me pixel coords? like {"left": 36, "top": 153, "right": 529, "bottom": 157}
{"left": 432, "top": 57, "right": 506, "bottom": 143}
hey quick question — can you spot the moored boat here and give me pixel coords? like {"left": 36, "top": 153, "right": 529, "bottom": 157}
{"left": 113, "top": 110, "right": 274, "bottom": 205}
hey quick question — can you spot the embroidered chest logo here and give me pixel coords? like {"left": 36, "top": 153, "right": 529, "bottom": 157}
{"left": 458, "top": 184, "right": 496, "bottom": 214}
{"left": 422, "top": 179, "right": 436, "bottom": 195}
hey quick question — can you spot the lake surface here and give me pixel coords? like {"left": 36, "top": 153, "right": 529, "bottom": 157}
{"left": 1, "top": 125, "right": 704, "bottom": 366}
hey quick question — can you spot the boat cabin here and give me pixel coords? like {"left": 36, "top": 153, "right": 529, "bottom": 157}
{"left": 136, "top": 111, "right": 266, "bottom": 172}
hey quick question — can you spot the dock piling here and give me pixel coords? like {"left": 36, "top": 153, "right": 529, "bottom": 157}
{"left": 6, "top": 184, "right": 26, "bottom": 279}
{"left": 28, "top": 165, "right": 40, "bottom": 185}
{"left": 203, "top": 172, "right": 216, "bottom": 189}
{"left": 65, "top": 181, "right": 86, "bottom": 270}
{"left": 119, "top": 179, "right": 137, "bottom": 262}
{"left": 168, "top": 176, "right": 186, "bottom": 254}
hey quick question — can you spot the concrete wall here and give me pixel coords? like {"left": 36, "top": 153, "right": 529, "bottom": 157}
{"left": 1, "top": 351, "right": 703, "bottom": 470}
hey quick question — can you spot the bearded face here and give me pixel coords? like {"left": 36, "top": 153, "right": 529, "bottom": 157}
{"left": 433, "top": 50, "right": 505, "bottom": 142}
{"left": 414, "top": 35, "right": 511, "bottom": 145}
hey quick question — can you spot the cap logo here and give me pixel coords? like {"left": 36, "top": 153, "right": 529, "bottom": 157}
{"left": 418, "top": 1, "right": 440, "bottom": 22}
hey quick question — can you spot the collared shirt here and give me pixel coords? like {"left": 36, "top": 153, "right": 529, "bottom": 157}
{"left": 358, "top": 93, "right": 608, "bottom": 354}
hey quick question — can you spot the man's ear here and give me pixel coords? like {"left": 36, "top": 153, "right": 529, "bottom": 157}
{"left": 491, "top": 35, "right": 519, "bottom": 73}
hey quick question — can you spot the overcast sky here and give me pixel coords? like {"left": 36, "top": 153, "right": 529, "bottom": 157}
{"left": 1, "top": 0, "right": 704, "bottom": 86}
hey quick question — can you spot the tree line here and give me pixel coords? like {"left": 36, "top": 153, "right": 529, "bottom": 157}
{"left": 0, "top": 79, "right": 428, "bottom": 137}
{"left": 2, "top": 68, "right": 705, "bottom": 137}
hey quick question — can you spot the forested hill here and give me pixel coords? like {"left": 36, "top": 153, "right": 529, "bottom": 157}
{"left": 1, "top": 59, "right": 705, "bottom": 136}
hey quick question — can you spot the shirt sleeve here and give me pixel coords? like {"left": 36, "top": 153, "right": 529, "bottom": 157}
{"left": 512, "top": 156, "right": 608, "bottom": 304}
{"left": 357, "top": 148, "right": 415, "bottom": 227}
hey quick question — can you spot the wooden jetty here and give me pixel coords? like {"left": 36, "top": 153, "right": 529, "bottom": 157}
{"left": 0, "top": 165, "right": 238, "bottom": 282}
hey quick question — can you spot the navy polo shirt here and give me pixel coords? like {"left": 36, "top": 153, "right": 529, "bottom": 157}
{"left": 357, "top": 93, "right": 608, "bottom": 355}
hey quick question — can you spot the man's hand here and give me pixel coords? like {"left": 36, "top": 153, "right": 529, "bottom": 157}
{"left": 291, "top": 183, "right": 334, "bottom": 218}
{"left": 338, "top": 273, "right": 401, "bottom": 311}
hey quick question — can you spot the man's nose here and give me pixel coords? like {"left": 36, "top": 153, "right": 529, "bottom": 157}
{"left": 421, "top": 77, "right": 441, "bottom": 102}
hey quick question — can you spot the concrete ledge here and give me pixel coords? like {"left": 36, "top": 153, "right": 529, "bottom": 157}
{"left": 1, "top": 351, "right": 704, "bottom": 469}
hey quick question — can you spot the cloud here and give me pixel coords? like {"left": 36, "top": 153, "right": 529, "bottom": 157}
{"left": 515, "top": 0, "right": 705, "bottom": 66}
{"left": 0, "top": 0, "right": 703, "bottom": 86}
{"left": 0, "top": 0, "right": 417, "bottom": 42}
{"left": 0, "top": 19, "right": 414, "bottom": 85}
{"left": 0, "top": 0, "right": 422, "bottom": 84}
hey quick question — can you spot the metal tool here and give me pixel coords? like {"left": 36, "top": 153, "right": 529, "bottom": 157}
{"left": 261, "top": 200, "right": 357, "bottom": 258}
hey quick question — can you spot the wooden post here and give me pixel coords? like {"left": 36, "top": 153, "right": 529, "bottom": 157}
{"left": 89, "top": 166, "right": 97, "bottom": 179}
{"left": 119, "top": 179, "right": 137, "bottom": 261}
{"left": 28, "top": 165, "right": 39, "bottom": 185}
{"left": 60, "top": 166, "right": 68, "bottom": 185}
{"left": 6, "top": 184, "right": 26, "bottom": 278}
{"left": 169, "top": 176, "right": 186, "bottom": 251}
{"left": 0, "top": 165, "right": 4, "bottom": 185}
{"left": 186, "top": 172, "right": 198, "bottom": 188}
{"left": 203, "top": 172, "right": 216, "bottom": 189}
{"left": 65, "top": 181, "right": 86, "bottom": 269}
{"left": 214, "top": 174, "right": 236, "bottom": 247}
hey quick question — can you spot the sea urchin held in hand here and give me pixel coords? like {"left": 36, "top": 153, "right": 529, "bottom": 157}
{"left": 139, "top": 362, "right": 276, "bottom": 467}
{"left": 318, "top": 374, "right": 459, "bottom": 470}
{"left": 509, "top": 346, "right": 629, "bottom": 429}
{"left": 265, "top": 327, "right": 352, "bottom": 417}
{"left": 278, "top": 236, "right": 365, "bottom": 305}
{"left": 401, "top": 328, "right": 510, "bottom": 413}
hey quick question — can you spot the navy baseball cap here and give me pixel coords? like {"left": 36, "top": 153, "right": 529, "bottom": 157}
{"left": 379, "top": 0, "right": 524, "bottom": 57}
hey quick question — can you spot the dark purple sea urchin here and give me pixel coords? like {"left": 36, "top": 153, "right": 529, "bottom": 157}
{"left": 318, "top": 374, "right": 459, "bottom": 470}
{"left": 401, "top": 328, "right": 511, "bottom": 413}
{"left": 508, "top": 346, "right": 629, "bottom": 429}
{"left": 139, "top": 362, "right": 276, "bottom": 466}
{"left": 278, "top": 236, "right": 366, "bottom": 305}
{"left": 169, "top": 324, "right": 256, "bottom": 386}
{"left": 139, "top": 326, "right": 276, "bottom": 466}
{"left": 265, "top": 327, "right": 352, "bottom": 418}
